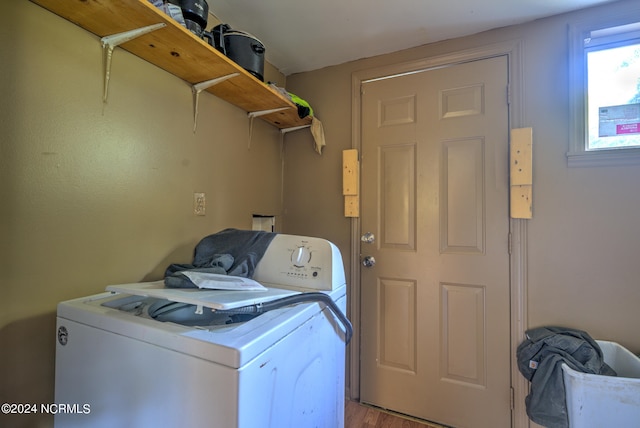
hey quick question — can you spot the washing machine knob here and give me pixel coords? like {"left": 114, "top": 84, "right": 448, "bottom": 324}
{"left": 292, "top": 246, "right": 311, "bottom": 267}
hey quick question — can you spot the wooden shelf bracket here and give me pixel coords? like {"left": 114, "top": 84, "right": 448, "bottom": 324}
{"left": 101, "top": 22, "right": 166, "bottom": 103}
{"left": 191, "top": 73, "right": 240, "bottom": 132}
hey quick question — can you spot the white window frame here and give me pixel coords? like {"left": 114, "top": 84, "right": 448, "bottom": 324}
{"left": 568, "top": 11, "right": 640, "bottom": 167}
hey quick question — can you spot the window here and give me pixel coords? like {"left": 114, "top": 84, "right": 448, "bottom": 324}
{"left": 568, "top": 13, "right": 640, "bottom": 166}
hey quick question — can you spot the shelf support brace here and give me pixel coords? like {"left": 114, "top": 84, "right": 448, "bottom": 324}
{"left": 280, "top": 125, "right": 311, "bottom": 134}
{"left": 101, "top": 23, "right": 166, "bottom": 104}
{"left": 247, "top": 107, "right": 291, "bottom": 120}
{"left": 247, "top": 107, "right": 291, "bottom": 149}
{"left": 277, "top": 124, "right": 312, "bottom": 202}
{"left": 279, "top": 125, "right": 311, "bottom": 146}
{"left": 191, "top": 73, "right": 240, "bottom": 133}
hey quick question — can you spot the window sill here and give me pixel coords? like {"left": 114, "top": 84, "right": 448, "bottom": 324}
{"left": 567, "top": 148, "right": 640, "bottom": 167}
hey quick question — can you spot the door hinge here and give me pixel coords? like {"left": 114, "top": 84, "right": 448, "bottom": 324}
{"left": 506, "top": 84, "right": 511, "bottom": 105}
{"left": 510, "top": 387, "right": 515, "bottom": 410}
{"left": 508, "top": 232, "right": 512, "bottom": 255}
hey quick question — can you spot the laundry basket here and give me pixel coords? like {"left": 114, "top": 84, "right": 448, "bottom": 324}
{"left": 562, "top": 340, "right": 640, "bottom": 427}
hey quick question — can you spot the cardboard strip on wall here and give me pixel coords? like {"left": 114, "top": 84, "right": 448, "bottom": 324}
{"left": 343, "top": 149, "right": 359, "bottom": 217}
{"left": 510, "top": 127, "right": 533, "bottom": 219}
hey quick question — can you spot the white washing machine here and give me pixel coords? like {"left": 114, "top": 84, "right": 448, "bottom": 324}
{"left": 54, "top": 233, "right": 351, "bottom": 428}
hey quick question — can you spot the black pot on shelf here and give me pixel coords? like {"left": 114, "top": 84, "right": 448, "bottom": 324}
{"left": 170, "top": 0, "right": 208, "bottom": 38}
{"left": 208, "top": 24, "right": 265, "bottom": 82}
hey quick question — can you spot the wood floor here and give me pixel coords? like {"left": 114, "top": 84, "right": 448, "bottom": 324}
{"left": 345, "top": 400, "right": 447, "bottom": 428}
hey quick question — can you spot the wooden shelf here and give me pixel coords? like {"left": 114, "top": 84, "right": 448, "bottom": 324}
{"left": 30, "top": 0, "right": 312, "bottom": 129}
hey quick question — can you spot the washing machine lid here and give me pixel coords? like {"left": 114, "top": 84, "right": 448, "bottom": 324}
{"left": 105, "top": 233, "right": 347, "bottom": 310}
{"left": 58, "top": 284, "right": 347, "bottom": 369}
{"left": 106, "top": 280, "right": 299, "bottom": 310}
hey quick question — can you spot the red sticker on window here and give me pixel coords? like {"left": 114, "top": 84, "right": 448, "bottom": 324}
{"left": 617, "top": 123, "right": 640, "bottom": 135}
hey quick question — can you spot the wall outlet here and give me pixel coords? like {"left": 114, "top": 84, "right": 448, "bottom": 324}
{"left": 194, "top": 192, "right": 205, "bottom": 216}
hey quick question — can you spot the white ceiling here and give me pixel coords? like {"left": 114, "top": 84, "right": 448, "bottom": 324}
{"left": 207, "top": 0, "right": 618, "bottom": 76}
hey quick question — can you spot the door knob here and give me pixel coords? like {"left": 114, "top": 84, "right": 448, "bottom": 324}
{"left": 362, "top": 255, "right": 376, "bottom": 268}
{"left": 361, "top": 232, "right": 375, "bottom": 244}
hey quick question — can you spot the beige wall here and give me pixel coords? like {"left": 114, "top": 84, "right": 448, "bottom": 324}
{"left": 284, "top": 0, "right": 640, "bottom": 358}
{"left": 1, "top": 2, "right": 285, "bottom": 427}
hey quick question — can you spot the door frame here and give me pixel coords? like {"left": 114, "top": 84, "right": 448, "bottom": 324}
{"left": 349, "top": 40, "right": 529, "bottom": 427}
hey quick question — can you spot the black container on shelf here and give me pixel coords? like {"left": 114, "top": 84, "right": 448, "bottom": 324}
{"left": 169, "top": 0, "right": 208, "bottom": 38}
{"left": 207, "top": 24, "right": 265, "bottom": 82}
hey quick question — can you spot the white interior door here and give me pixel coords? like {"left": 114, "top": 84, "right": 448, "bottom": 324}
{"left": 359, "top": 55, "right": 511, "bottom": 428}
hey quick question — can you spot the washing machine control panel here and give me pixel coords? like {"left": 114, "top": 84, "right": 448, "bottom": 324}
{"left": 253, "top": 234, "right": 345, "bottom": 291}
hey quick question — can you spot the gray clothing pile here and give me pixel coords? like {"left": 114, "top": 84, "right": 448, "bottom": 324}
{"left": 516, "top": 326, "right": 616, "bottom": 428}
{"left": 164, "top": 228, "right": 277, "bottom": 288}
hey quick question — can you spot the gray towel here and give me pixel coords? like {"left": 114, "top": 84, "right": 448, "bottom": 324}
{"left": 164, "top": 228, "right": 277, "bottom": 288}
